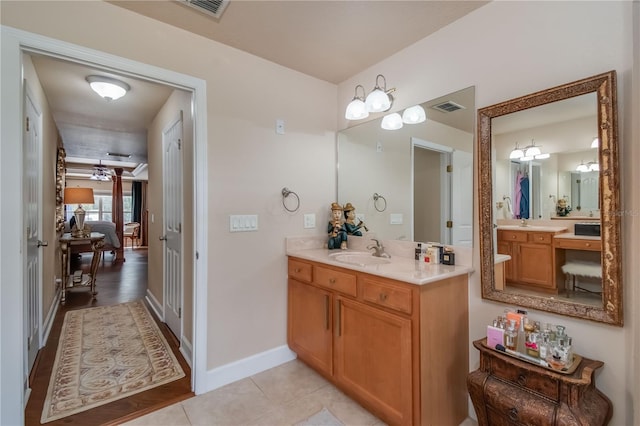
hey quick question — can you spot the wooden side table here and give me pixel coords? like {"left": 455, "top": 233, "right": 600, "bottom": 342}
{"left": 468, "top": 338, "right": 612, "bottom": 425}
{"left": 59, "top": 232, "right": 105, "bottom": 304}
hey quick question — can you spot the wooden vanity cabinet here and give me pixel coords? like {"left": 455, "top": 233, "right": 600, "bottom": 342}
{"left": 468, "top": 339, "right": 612, "bottom": 426}
{"left": 287, "top": 257, "right": 469, "bottom": 426}
{"left": 497, "top": 230, "right": 560, "bottom": 292}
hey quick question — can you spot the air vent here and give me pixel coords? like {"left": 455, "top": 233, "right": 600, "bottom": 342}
{"left": 432, "top": 101, "right": 466, "bottom": 113}
{"left": 180, "top": 0, "right": 229, "bottom": 19}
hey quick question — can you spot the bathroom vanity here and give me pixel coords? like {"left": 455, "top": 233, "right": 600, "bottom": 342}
{"left": 286, "top": 240, "right": 472, "bottom": 426}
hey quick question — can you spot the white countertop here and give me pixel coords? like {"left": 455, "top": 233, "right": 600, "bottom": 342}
{"left": 554, "top": 232, "right": 600, "bottom": 241}
{"left": 286, "top": 247, "right": 472, "bottom": 286}
{"left": 495, "top": 253, "right": 511, "bottom": 263}
{"left": 497, "top": 225, "right": 568, "bottom": 233}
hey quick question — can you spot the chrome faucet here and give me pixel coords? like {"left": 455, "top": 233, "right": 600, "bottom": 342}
{"left": 367, "top": 239, "right": 390, "bottom": 258}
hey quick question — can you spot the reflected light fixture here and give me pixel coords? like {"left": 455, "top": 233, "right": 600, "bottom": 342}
{"left": 86, "top": 75, "right": 130, "bottom": 101}
{"left": 510, "top": 140, "right": 549, "bottom": 161}
{"left": 591, "top": 137, "right": 599, "bottom": 149}
{"left": 576, "top": 160, "right": 599, "bottom": 172}
{"left": 381, "top": 113, "right": 403, "bottom": 130}
{"left": 509, "top": 143, "right": 525, "bottom": 160}
{"left": 344, "top": 85, "right": 369, "bottom": 120}
{"left": 401, "top": 105, "right": 426, "bottom": 124}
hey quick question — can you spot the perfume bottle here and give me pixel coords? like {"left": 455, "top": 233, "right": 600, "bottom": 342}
{"left": 504, "top": 319, "right": 518, "bottom": 351}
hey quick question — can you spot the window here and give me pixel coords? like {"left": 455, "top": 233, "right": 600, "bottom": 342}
{"left": 66, "top": 191, "right": 132, "bottom": 223}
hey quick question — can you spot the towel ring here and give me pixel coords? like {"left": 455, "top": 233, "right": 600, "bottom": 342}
{"left": 373, "top": 193, "right": 387, "bottom": 212}
{"left": 282, "top": 187, "right": 300, "bottom": 212}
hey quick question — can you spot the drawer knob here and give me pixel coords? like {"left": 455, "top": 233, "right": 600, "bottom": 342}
{"left": 379, "top": 293, "right": 388, "bottom": 302}
{"left": 512, "top": 235, "right": 516, "bottom": 239}
{"left": 586, "top": 243, "right": 591, "bottom": 247}
{"left": 508, "top": 407, "right": 519, "bottom": 422}
{"left": 517, "top": 374, "right": 527, "bottom": 386}
{"left": 295, "top": 268, "right": 301, "bottom": 273}
{"left": 329, "top": 278, "right": 336, "bottom": 284}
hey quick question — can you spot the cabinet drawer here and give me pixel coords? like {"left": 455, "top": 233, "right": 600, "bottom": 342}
{"left": 361, "top": 278, "right": 412, "bottom": 315}
{"left": 528, "top": 232, "right": 553, "bottom": 244}
{"left": 288, "top": 259, "right": 312, "bottom": 283}
{"left": 485, "top": 377, "right": 556, "bottom": 426}
{"left": 315, "top": 266, "right": 357, "bottom": 297}
{"left": 498, "top": 230, "right": 527, "bottom": 242}
{"left": 490, "top": 355, "right": 560, "bottom": 401}
{"left": 554, "top": 238, "right": 602, "bottom": 251}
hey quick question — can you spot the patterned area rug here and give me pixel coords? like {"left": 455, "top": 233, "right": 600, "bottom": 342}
{"left": 41, "top": 300, "right": 185, "bottom": 423}
{"left": 296, "top": 407, "right": 345, "bottom": 426}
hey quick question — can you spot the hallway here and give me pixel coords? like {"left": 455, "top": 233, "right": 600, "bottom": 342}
{"left": 25, "top": 248, "right": 193, "bottom": 426}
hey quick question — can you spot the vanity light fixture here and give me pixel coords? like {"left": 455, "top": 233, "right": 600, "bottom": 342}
{"left": 345, "top": 74, "right": 396, "bottom": 120}
{"left": 591, "top": 137, "right": 599, "bottom": 149}
{"left": 86, "top": 75, "right": 130, "bottom": 101}
{"left": 401, "top": 105, "right": 426, "bottom": 124}
{"left": 344, "top": 85, "right": 369, "bottom": 120}
{"left": 576, "top": 160, "right": 599, "bottom": 172}
{"left": 509, "top": 143, "right": 525, "bottom": 160}
{"left": 516, "top": 140, "right": 549, "bottom": 161}
{"left": 381, "top": 113, "right": 403, "bottom": 130}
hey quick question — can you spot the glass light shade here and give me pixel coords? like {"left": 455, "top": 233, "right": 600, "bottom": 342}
{"left": 509, "top": 149, "right": 524, "bottom": 159}
{"left": 534, "top": 153, "right": 550, "bottom": 160}
{"left": 524, "top": 145, "right": 541, "bottom": 157}
{"left": 520, "top": 156, "right": 534, "bottom": 162}
{"left": 589, "top": 162, "right": 600, "bottom": 172}
{"left": 591, "top": 137, "right": 599, "bottom": 148}
{"left": 381, "top": 113, "right": 403, "bottom": 130}
{"left": 576, "top": 163, "right": 590, "bottom": 172}
{"left": 86, "top": 75, "right": 130, "bottom": 101}
{"left": 402, "top": 105, "right": 426, "bottom": 124}
{"left": 365, "top": 89, "right": 391, "bottom": 112}
{"left": 345, "top": 99, "right": 369, "bottom": 120}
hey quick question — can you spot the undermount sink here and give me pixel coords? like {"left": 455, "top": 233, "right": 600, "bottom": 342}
{"left": 333, "top": 253, "right": 391, "bottom": 266}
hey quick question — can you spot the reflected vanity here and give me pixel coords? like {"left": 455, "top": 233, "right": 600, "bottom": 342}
{"left": 337, "top": 87, "right": 475, "bottom": 245}
{"left": 478, "top": 71, "right": 622, "bottom": 326}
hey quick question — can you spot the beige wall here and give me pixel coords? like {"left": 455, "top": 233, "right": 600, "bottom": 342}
{"left": 338, "top": 2, "right": 637, "bottom": 424}
{"left": 1, "top": 0, "right": 337, "bottom": 372}
{"left": 146, "top": 89, "right": 195, "bottom": 343}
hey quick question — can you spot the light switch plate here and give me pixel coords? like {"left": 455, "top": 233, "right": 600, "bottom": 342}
{"left": 390, "top": 213, "right": 403, "bottom": 225}
{"left": 229, "top": 214, "right": 258, "bottom": 232}
{"left": 303, "top": 213, "right": 316, "bottom": 229}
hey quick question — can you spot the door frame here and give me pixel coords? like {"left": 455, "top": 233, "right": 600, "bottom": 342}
{"left": 0, "top": 26, "right": 209, "bottom": 424}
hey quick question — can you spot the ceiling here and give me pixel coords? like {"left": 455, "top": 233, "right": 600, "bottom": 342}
{"left": 30, "top": 1, "right": 488, "bottom": 179}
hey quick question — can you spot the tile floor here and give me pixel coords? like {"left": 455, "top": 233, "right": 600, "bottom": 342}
{"left": 122, "top": 359, "right": 478, "bottom": 426}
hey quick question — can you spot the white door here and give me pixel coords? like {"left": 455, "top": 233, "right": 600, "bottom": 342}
{"left": 24, "top": 83, "right": 44, "bottom": 384}
{"left": 451, "top": 150, "right": 473, "bottom": 246}
{"left": 162, "top": 112, "right": 183, "bottom": 339}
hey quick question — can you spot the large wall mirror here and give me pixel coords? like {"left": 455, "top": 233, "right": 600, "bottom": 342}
{"left": 478, "top": 71, "right": 622, "bottom": 326}
{"left": 337, "top": 86, "right": 475, "bottom": 245}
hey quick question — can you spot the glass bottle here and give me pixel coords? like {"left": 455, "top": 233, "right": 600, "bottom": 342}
{"left": 538, "top": 334, "right": 550, "bottom": 360}
{"left": 504, "top": 319, "right": 518, "bottom": 351}
{"left": 525, "top": 331, "right": 540, "bottom": 358}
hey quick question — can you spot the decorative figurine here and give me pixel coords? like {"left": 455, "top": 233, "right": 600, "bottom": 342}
{"left": 328, "top": 202, "right": 348, "bottom": 250}
{"left": 343, "top": 203, "right": 367, "bottom": 236}
{"left": 556, "top": 198, "right": 572, "bottom": 217}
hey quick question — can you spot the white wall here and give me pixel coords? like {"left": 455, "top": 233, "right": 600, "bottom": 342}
{"left": 338, "top": 2, "right": 637, "bottom": 424}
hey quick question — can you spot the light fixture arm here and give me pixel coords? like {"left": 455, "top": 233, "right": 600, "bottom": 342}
{"left": 352, "top": 84, "right": 366, "bottom": 101}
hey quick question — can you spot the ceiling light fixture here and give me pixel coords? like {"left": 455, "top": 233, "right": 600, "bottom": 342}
{"left": 90, "top": 161, "right": 111, "bottom": 181}
{"left": 345, "top": 74, "right": 396, "bottom": 120}
{"left": 86, "top": 75, "right": 130, "bottom": 101}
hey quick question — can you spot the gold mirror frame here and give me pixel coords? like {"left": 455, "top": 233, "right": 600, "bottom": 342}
{"left": 478, "top": 71, "right": 622, "bottom": 326}
{"left": 55, "top": 147, "right": 66, "bottom": 233}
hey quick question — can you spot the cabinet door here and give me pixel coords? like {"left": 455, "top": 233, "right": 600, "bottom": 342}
{"left": 517, "top": 243, "right": 554, "bottom": 289}
{"left": 497, "top": 240, "right": 515, "bottom": 281}
{"left": 287, "top": 279, "right": 333, "bottom": 376}
{"left": 334, "top": 297, "right": 412, "bottom": 425}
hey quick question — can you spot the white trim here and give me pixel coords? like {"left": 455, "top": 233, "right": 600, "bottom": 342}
{"left": 41, "top": 288, "right": 61, "bottom": 346}
{"left": 201, "top": 345, "right": 297, "bottom": 393}
{"left": 0, "top": 26, "right": 209, "bottom": 422}
{"left": 180, "top": 336, "right": 193, "bottom": 369}
{"left": 145, "top": 289, "right": 164, "bottom": 321}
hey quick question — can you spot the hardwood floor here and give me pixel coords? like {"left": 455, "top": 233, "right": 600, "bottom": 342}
{"left": 25, "top": 248, "right": 193, "bottom": 426}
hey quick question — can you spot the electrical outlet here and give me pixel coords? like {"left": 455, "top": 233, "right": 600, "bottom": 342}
{"left": 390, "top": 213, "right": 403, "bottom": 225}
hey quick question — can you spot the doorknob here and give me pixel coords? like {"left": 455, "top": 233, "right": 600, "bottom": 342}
{"left": 159, "top": 235, "right": 167, "bottom": 241}
{"left": 37, "top": 240, "right": 48, "bottom": 247}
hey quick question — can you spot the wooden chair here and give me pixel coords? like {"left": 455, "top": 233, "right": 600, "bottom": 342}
{"left": 123, "top": 222, "right": 141, "bottom": 248}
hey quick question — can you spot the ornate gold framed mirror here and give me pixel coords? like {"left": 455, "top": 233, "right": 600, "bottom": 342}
{"left": 478, "top": 71, "right": 622, "bottom": 326}
{"left": 55, "top": 147, "right": 66, "bottom": 233}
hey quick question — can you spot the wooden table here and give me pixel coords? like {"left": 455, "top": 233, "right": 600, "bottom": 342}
{"left": 59, "top": 232, "right": 105, "bottom": 304}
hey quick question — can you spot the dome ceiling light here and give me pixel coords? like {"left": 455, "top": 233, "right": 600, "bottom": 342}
{"left": 86, "top": 75, "right": 130, "bottom": 101}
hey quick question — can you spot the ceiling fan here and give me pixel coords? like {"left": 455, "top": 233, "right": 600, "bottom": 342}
{"left": 90, "top": 161, "right": 112, "bottom": 181}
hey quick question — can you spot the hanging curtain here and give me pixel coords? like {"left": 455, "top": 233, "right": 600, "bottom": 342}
{"left": 112, "top": 168, "right": 124, "bottom": 261}
{"left": 132, "top": 181, "right": 143, "bottom": 223}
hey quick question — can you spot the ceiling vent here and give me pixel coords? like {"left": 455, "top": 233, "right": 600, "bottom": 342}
{"left": 432, "top": 101, "right": 466, "bottom": 113}
{"left": 179, "top": 0, "right": 230, "bottom": 19}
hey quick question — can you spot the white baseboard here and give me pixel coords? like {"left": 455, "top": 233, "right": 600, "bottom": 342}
{"left": 198, "top": 345, "right": 297, "bottom": 395}
{"left": 180, "top": 336, "right": 193, "bottom": 369}
{"left": 41, "top": 289, "right": 61, "bottom": 345}
{"left": 145, "top": 289, "right": 163, "bottom": 320}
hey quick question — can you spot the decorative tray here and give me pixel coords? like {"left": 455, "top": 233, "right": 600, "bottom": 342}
{"left": 482, "top": 339, "right": 582, "bottom": 375}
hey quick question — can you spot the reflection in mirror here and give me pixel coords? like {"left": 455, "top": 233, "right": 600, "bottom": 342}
{"left": 478, "top": 71, "right": 622, "bottom": 326}
{"left": 337, "top": 87, "right": 475, "bottom": 245}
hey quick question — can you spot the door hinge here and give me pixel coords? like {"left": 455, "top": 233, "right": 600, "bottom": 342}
{"left": 178, "top": 223, "right": 182, "bottom": 233}
{"left": 446, "top": 164, "right": 452, "bottom": 173}
{"left": 178, "top": 307, "right": 182, "bottom": 319}
{"left": 26, "top": 117, "right": 30, "bottom": 132}
{"left": 446, "top": 220, "right": 453, "bottom": 228}
{"left": 178, "top": 138, "right": 182, "bottom": 149}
